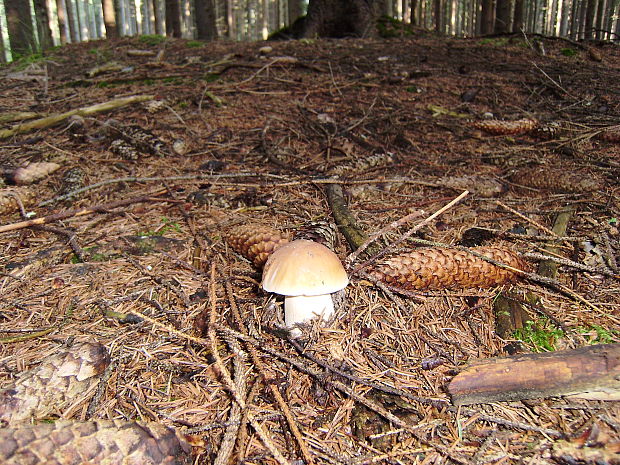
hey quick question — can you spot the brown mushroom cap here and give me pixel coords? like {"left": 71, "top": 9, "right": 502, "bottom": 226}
{"left": 261, "top": 240, "right": 349, "bottom": 296}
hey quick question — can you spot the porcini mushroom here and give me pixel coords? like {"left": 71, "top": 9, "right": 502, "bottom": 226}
{"left": 261, "top": 239, "right": 349, "bottom": 329}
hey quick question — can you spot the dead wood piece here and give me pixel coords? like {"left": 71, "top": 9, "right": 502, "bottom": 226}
{"left": 0, "top": 342, "right": 110, "bottom": 423}
{"left": 0, "top": 188, "right": 36, "bottom": 215}
{"left": 369, "top": 246, "right": 529, "bottom": 291}
{"left": 325, "top": 183, "right": 382, "bottom": 257}
{"left": 0, "top": 420, "right": 192, "bottom": 465}
{"left": 0, "top": 192, "right": 167, "bottom": 234}
{"left": 224, "top": 224, "right": 291, "bottom": 267}
{"left": 0, "top": 95, "right": 154, "bottom": 140}
{"left": 448, "top": 343, "right": 620, "bottom": 405}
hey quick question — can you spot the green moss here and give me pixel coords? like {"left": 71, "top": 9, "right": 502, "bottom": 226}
{"left": 513, "top": 319, "right": 564, "bottom": 352}
{"left": 377, "top": 15, "right": 415, "bottom": 38}
{"left": 576, "top": 324, "right": 619, "bottom": 344}
{"left": 561, "top": 48, "right": 578, "bottom": 57}
{"left": 186, "top": 40, "right": 204, "bottom": 48}
{"left": 138, "top": 34, "right": 166, "bottom": 46}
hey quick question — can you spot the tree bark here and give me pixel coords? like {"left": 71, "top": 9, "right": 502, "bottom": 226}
{"left": 513, "top": 0, "right": 524, "bottom": 31}
{"left": 288, "top": 0, "right": 304, "bottom": 20}
{"left": 101, "top": 0, "right": 119, "bottom": 38}
{"left": 559, "top": 0, "right": 571, "bottom": 35}
{"left": 301, "top": 0, "right": 383, "bottom": 38}
{"left": 5, "top": 0, "right": 36, "bottom": 56}
{"left": 584, "top": 0, "right": 597, "bottom": 38}
{"left": 494, "top": 0, "right": 511, "bottom": 32}
{"left": 480, "top": 0, "right": 495, "bottom": 33}
{"left": 410, "top": 0, "right": 418, "bottom": 25}
{"left": 165, "top": 0, "right": 182, "bottom": 37}
{"left": 64, "top": 0, "right": 79, "bottom": 42}
{"left": 54, "top": 0, "right": 68, "bottom": 44}
{"left": 449, "top": 344, "right": 620, "bottom": 405}
{"left": 33, "top": 0, "right": 54, "bottom": 49}
{"left": 152, "top": 0, "right": 164, "bottom": 34}
{"left": 434, "top": 0, "right": 443, "bottom": 32}
{"left": 195, "top": 0, "right": 218, "bottom": 40}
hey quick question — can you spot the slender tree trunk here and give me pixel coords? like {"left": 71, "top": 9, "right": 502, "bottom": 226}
{"left": 64, "top": 0, "right": 79, "bottom": 41}
{"left": 33, "top": 0, "right": 54, "bottom": 49}
{"left": 5, "top": 0, "right": 36, "bottom": 56}
{"left": 584, "top": 0, "right": 597, "bottom": 37}
{"left": 165, "top": 0, "right": 182, "bottom": 36}
{"left": 288, "top": 0, "right": 304, "bottom": 20}
{"left": 55, "top": 0, "right": 68, "bottom": 43}
{"left": 594, "top": 0, "right": 606, "bottom": 38}
{"left": 434, "top": 0, "right": 443, "bottom": 31}
{"left": 513, "top": 0, "right": 524, "bottom": 30}
{"left": 101, "top": 0, "right": 119, "bottom": 38}
{"left": 494, "top": 0, "right": 511, "bottom": 31}
{"left": 480, "top": 0, "right": 494, "bottom": 32}
{"left": 410, "top": 0, "right": 419, "bottom": 24}
{"left": 559, "top": 0, "right": 571, "bottom": 35}
{"left": 546, "top": 0, "right": 558, "bottom": 33}
{"left": 152, "top": 0, "right": 163, "bottom": 34}
{"left": 195, "top": 0, "right": 217, "bottom": 39}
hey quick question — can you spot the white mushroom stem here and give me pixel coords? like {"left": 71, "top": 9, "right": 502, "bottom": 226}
{"left": 284, "top": 294, "right": 334, "bottom": 327}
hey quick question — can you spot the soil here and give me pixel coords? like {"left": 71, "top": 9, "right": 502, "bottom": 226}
{"left": 0, "top": 32, "right": 619, "bottom": 464}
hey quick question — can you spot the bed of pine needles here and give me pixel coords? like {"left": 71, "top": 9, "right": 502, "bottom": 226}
{"left": 0, "top": 31, "right": 619, "bottom": 464}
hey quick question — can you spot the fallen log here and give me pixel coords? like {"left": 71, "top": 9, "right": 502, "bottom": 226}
{"left": 448, "top": 343, "right": 620, "bottom": 405}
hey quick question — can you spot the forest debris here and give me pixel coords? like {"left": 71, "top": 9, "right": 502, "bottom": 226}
{"left": 509, "top": 165, "right": 602, "bottom": 193}
{"left": 0, "top": 342, "right": 110, "bottom": 423}
{"left": 328, "top": 152, "right": 395, "bottom": 176}
{"left": 472, "top": 118, "right": 538, "bottom": 135}
{"left": 0, "top": 95, "right": 154, "bottom": 140}
{"left": 126, "top": 49, "right": 157, "bottom": 57}
{"left": 0, "top": 187, "right": 36, "bottom": 215}
{"left": 59, "top": 167, "right": 86, "bottom": 199}
{"left": 442, "top": 175, "right": 505, "bottom": 198}
{"left": 368, "top": 246, "right": 529, "bottom": 291}
{"left": 0, "top": 112, "right": 42, "bottom": 124}
{"left": 11, "top": 162, "right": 60, "bottom": 185}
{"left": 597, "top": 127, "right": 620, "bottom": 143}
{"left": 224, "top": 224, "right": 290, "bottom": 267}
{"left": 86, "top": 61, "right": 124, "bottom": 77}
{"left": 0, "top": 420, "right": 192, "bottom": 465}
{"left": 448, "top": 343, "right": 620, "bottom": 405}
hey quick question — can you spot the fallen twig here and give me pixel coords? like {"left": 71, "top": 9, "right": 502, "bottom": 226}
{"left": 0, "top": 94, "right": 154, "bottom": 139}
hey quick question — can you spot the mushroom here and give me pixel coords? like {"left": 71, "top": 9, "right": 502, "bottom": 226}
{"left": 261, "top": 239, "right": 349, "bottom": 330}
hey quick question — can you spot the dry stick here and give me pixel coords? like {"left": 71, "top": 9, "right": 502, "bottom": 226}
{"left": 127, "top": 310, "right": 561, "bottom": 443}
{"left": 205, "top": 264, "right": 289, "bottom": 465}
{"left": 224, "top": 279, "right": 315, "bottom": 465}
{"left": 216, "top": 328, "right": 471, "bottom": 465}
{"left": 347, "top": 190, "right": 470, "bottom": 269}
{"left": 0, "top": 191, "right": 168, "bottom": 234}
{"left": 0, "top": 94, "right": 154, "bottom": 139}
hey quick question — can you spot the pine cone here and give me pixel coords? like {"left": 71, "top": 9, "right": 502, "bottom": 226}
{"left": 292, "top": 221, "right": 338, "bottom": 250}
{"left": 472, "top": 118, "right": 538, "bottom": 135}
{"left": 0, "top": 420, "right": 191, "bottom": 465}
{"left": 109, "top": 138, "right": 139, "bottom": 160}
{"left": 368, "top": 246, "right": 528, "bottom": 291}
{"left": 224, "top": 224, "right": 290, "bottom": 267}
{"left": 60, "top": 167, "right": 85, "bottom": 197}
{"left": 442, "top": 175, "right": 505, "bottom": 198}
{"left": 510, "top": 166, "right": 601, "bottom": 193}
{"left": 0, "top": 342, "right": 110, "bottom": 423}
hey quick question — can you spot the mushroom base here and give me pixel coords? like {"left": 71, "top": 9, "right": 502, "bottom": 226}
{"left": 284, "top": 294, "right": 334, "bottom": 328}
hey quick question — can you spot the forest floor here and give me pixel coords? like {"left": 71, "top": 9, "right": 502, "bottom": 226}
{"left": 0, "top": 30, "right": 619, "bottom": 464}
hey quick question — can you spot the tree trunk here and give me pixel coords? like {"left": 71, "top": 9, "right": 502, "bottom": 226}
{"left": 559, "top": 0, "right": 571, "bottom": 35}
{"left": 5, "top": 0, "right": 36, "bottom": 56}
{"left": 302, "top": 0, "right": 383, "bottom": 38}
{"left": 288, "top": 0, "right": 304, "bottom": 20}
{"left": 101, "top": 0, "right": 119, "bottom": 38}
{"left": 409, "top": 0, "right": 418, "bottom": 24}
{"left": 195, "top": 0, "right": 218, "bottom": 39}
{"left": 152, "top": 0, "right": 164, "bottom": 34}
{"left": 55, "top": 0, "right": 68, "bottom": 44}
{"left": 494, "top": 0, "right": 511, "bottom": 32}
{"left": 584, "top": 0, "right": 597, "bottom": 38}
{"left": 433, "top": 0, "right": 442, "bottom": 31}
{"left": 480, "top": 0, "right": 495, "bottom": 33}
{"left": 165, "top": 0, "right": 182, "bottom": 37}
{"left": 64, "top": 0, "right": 79, "bottom": 42}
{"left": 594, "top": 0, "right": 606, "bottom": 38}
{"left": 513, "top": 0, "right": 524, "bottom": 31}
{"left": 33, "top": 0, "right": 54, "bottom": 49}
